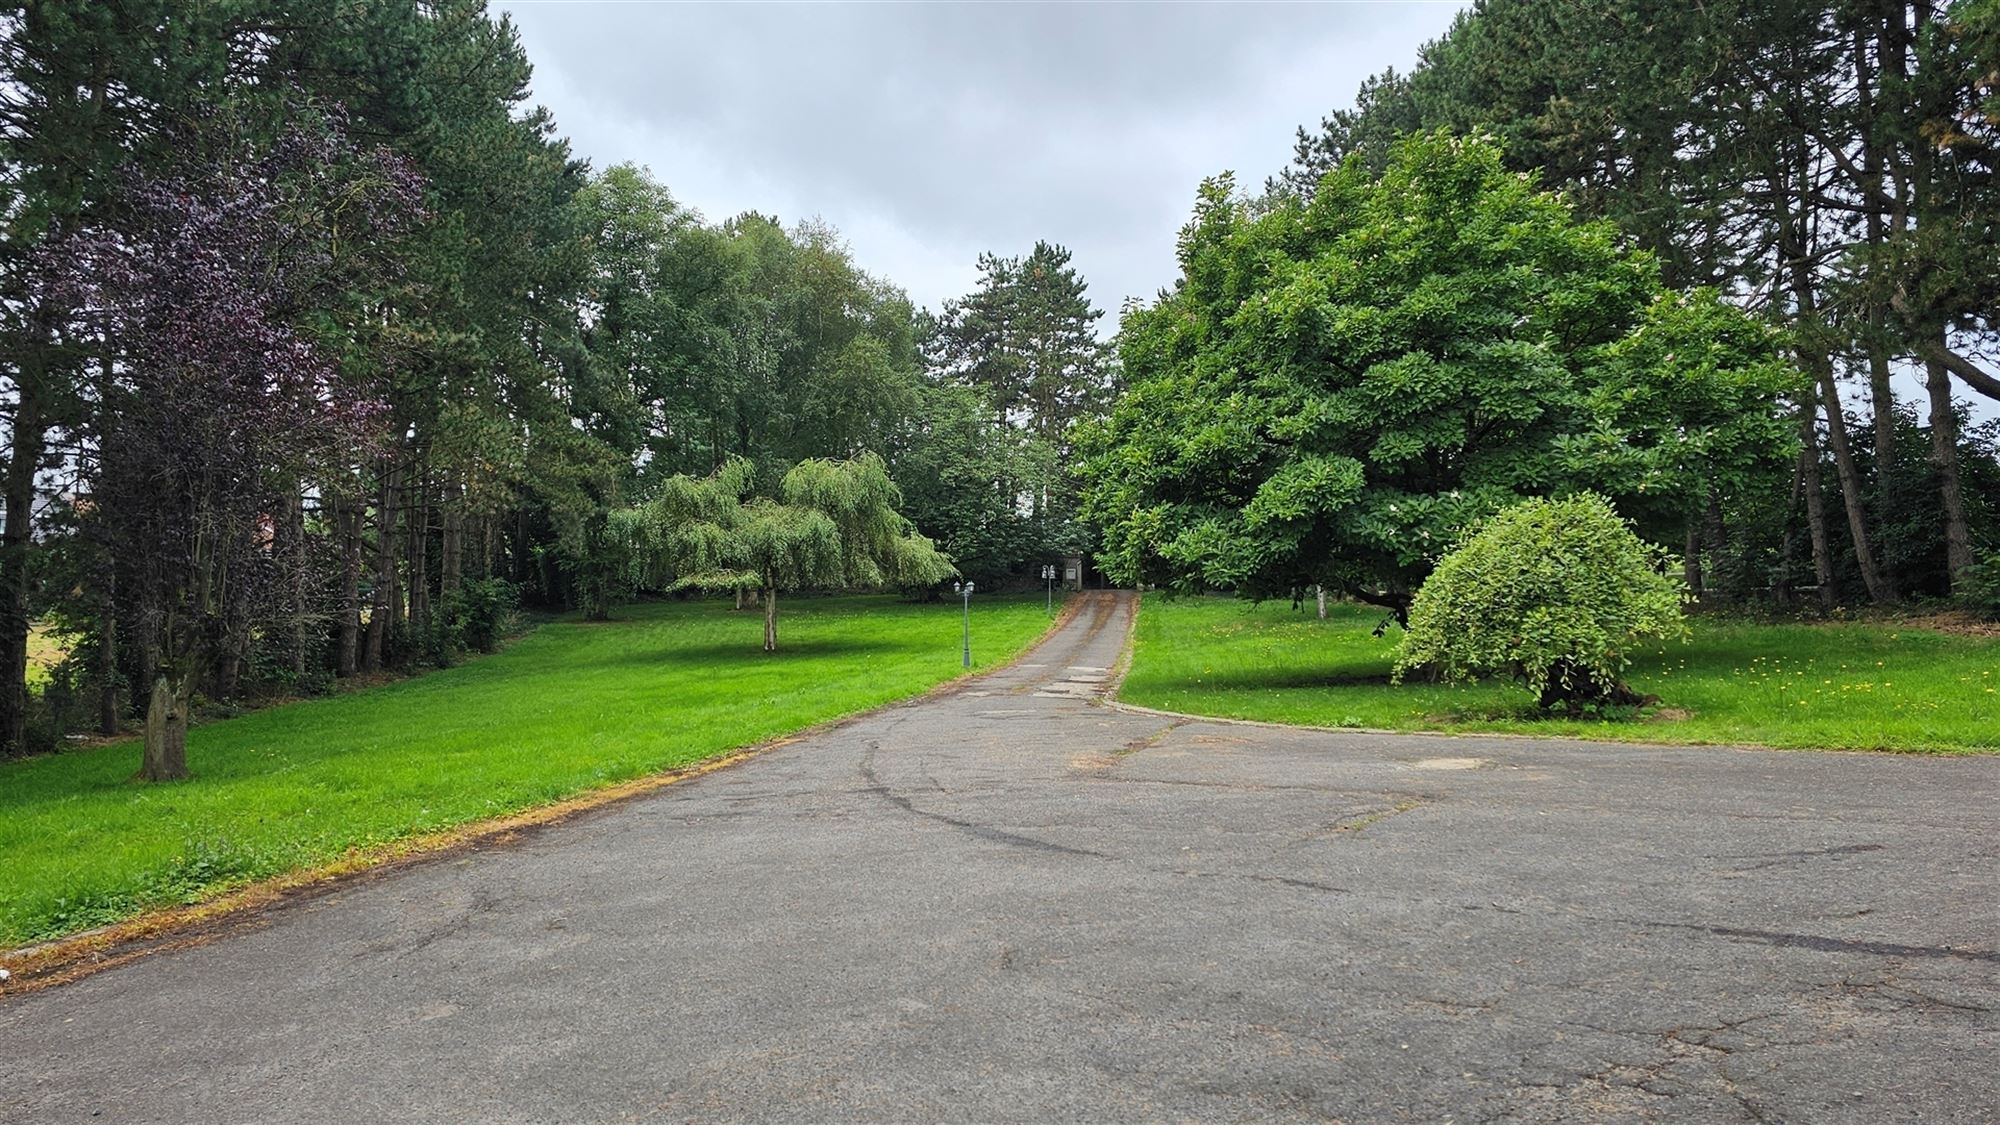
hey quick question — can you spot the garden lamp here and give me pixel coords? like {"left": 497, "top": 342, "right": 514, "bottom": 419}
{"left": 953, "top": 580, "right": 974, "bottom": 668}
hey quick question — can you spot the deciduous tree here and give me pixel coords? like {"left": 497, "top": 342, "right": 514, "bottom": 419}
{"left": 632, "top": 454, "right": 954, "bottom": 651}
{"left": 1081, "top": 133, "right": 1795, "bottom": 620}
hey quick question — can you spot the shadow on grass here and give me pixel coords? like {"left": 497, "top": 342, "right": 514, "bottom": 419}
{"left": 584, "top": 636, "right": 914, "bottom": 668}
{"left": 1161, "top": 666, "right": 1395, "bottom": 692}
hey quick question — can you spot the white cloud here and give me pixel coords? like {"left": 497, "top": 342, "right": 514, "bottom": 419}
{"left": 499, "top": 1, "right": 1468, "bottom": 321}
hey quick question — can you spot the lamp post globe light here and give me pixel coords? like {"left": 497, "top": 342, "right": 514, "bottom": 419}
{"left": 953, "top": 580, "right": 974, "bottom": 668}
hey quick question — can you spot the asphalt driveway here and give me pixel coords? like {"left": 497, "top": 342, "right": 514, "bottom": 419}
{"left": 3, "top": 592, "right": 1995, "bottom": 1122}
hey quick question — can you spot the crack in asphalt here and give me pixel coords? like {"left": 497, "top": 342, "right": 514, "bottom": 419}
{"left": 1116, "top": 719, "right": 1187, "bottom": 757}
{"left": 356, "top": 886, "right": 522, "bottom": 960}
{"left": 1627, "top": 919, "right": 2000, "bottom": 963}
{"left": 1833, "top": 974, "right": 1997, "bottom": 1015}
{"left": 858, "top": 745, "right": 1114, "bottom": 861}
{"left": 1167, "top": 868, "right": 1352, "bottom": 895}
{"left": 1710, "top": 842, "right": 1886, "bottom": 872}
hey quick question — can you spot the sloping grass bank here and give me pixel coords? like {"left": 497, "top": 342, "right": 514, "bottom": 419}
{"left": 0, "top": 594, "right": 1059, "bottom": 947}
{"left": 1122, "top": 596, "right": 1998, "bottom": 754}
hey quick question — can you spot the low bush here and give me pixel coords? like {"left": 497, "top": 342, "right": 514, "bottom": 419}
{"left": 441, "top": 577, "right": 521, "bottom": 655}
{"left": 1395, "top": 493, "right": 1688, "bottom": 712}
{"left": 1961, "top": 554, "right": 2000, "bottom": 622}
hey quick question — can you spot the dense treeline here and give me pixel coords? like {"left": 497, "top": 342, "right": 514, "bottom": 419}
{"left": 0, "top": 2, "right": 1106, "bottom": 763}
{"left": 1278, "top": 0, "right": 2000, "bottom": 606}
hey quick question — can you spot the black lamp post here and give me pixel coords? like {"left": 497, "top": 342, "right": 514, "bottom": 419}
{"left": 953, "top": 580, "right": 975, "bottom": 668}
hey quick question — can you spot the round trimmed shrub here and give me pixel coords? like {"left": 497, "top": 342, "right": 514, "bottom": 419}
{"left": 1394, "top": 493, "right": 1688, "bottom": 712}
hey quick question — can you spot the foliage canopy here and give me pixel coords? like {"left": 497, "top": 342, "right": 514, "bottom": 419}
{"left": 1079, "top": 131, "right": 1796, "bottom": 619}
{"left": 1278, "top": 0, "right": 2000, "bottom": 604}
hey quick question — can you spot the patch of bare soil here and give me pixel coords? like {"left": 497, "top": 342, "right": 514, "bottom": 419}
{"left": 1893, "top": 609, "right": 2000, "bottom": 639}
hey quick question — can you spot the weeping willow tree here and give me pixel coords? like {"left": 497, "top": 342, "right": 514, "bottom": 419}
{"left": 631, "top": 454, "right": 957, "bottom": 650}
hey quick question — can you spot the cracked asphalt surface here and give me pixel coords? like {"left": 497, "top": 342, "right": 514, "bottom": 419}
{"left": 3, "top": 592, "right": 1996, "bottom": 1122}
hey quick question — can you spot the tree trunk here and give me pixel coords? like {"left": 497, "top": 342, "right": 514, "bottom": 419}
{"left": 1703, "top": 493, "right": 1728, "bottom": 600}
{"left": 1816, "top": 367, "right": 1895, "bottom": 603}
{"left": 408, "top": 468, "right": 431, "bottom": 640}
{"left": 1776, "top": 462, "right": 1800, "bottom": 606}
{"left": 387, "top": 462, "right": 405, "bottom": 636}
{"left": 132, "top": 611, "right": 159, "bottom": 720}
{"left": 1315, "top": 584, "right": 1327, "bottom": 620}
{"left": 337, "top": 498, "right": 362, "bottom": 677}
{"left": 1537, "top": 659, "right": 1648, "bottom": 714}
{"left": 95, "top": 352, "right": 122, "bottom": 733}
{"left": 586, "top": 579, "right": 610, "bottom": 622}
{"left": 215, "top": 646, "right": 241, "bottom": 701}
{"left": 1855, "top": 25, "right": 1897, "bottom": 488}
{"left": 439, "top": 481, "right": 463, "bottom": 600}
{"left": 1925, "top": 357, "right": 1976, "bottom": 587}
{"left": 364, "top": 460, "right": 397, "bottom": 671}
{"left": 97, "top": 579, "right": 118, "bottom": 736}
{"left": 1865, "top": 336, "right": 1896, "bottom": 480}
{"left": 280, "top": 489, "right": 308, "bottom": 682}
{"left": 140, "top": 674, "right": 189, "bottom": 782}
{"left": 0, "top": 387, "right": 43, "bottom": 755}
{"left": 1683, "top": 518, "right": 1704, "bottom": 598}
{"left": 762, "top": 587, "right": 778, "bottom": 652}
{"left": 513, "top": 507, "right": 531, "bottom": 587}
{"left": 1796, "top": 401, "right": 1836, "bottom": 610}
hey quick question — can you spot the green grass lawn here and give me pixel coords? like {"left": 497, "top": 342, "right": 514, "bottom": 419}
{"left": 0, "top": 593, "right": 1059, "bottom": 947}
{"left": 1122, "top": 596, "right": 1998, "bottom": 755}
{"left": 26, "top": 621, "right": 70, "bottom": 689}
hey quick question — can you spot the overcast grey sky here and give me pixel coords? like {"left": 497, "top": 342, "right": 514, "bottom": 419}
{"left": 499, "top": 1, "right": 1467, "bottom": 324}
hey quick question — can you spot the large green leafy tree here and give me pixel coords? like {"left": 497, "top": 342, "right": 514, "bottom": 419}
{"left": 1080, "top": 132, "right": 1796, "bottom": 621}
{"left": 631, "top": 454, "right": 955, "bottom": 651}
{"left": 887, "top": 381, "right": 1044, "bottom": 584}
{"left": 577, "top": 169, "right": 925, "bottom": 483}
{"left": 1283, "top": 0, "right": 2000, "bottom": 602}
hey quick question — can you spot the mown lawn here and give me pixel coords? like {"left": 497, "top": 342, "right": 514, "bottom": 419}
{"left": 1122, "top": 596, "right": 1998, "bottom": 754}
{"left": 0, "top": 594, "right": 1059, "bottom": 947}
{"left": 26, "top": 621, "right": 70, "bottom": 689}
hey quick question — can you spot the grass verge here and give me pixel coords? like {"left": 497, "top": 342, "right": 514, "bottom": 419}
{"left": 1120, "top": 596, "right": 1999, "bottom": 754}
{"left": 0, "top": 593, "right": 1061, "bottom": 949}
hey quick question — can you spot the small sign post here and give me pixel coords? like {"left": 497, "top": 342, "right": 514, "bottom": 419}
{"left": 1041, "top": 564, "right": 1057, "bottom": 614}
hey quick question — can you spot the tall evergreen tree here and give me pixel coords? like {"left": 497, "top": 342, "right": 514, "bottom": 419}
{"left": 929, "top": 241, "right": 1109, "bottom": 448}
{"left": 0, "top": 1, "right": 245, "bottom": 753}
{"left": 925, "top": 241, "right": 1111, "bottom": 574}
